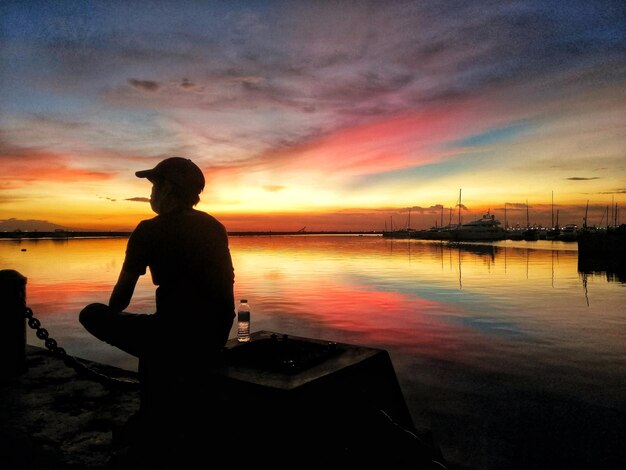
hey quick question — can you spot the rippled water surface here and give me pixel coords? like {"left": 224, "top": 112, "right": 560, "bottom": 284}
{"left": 2, "top": 236, "right": 624, "bottom": 469}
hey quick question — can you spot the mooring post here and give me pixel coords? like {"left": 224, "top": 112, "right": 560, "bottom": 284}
{"left": 0, "top": 269, "right": 27, "bottom": 377}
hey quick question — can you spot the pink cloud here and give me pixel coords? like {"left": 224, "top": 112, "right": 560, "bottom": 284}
{"left": 251, "top": 96, "right": 502, "bottom": 177}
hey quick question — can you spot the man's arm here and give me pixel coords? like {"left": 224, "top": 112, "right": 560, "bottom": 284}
{"left": 109, "top": 269, "right": 140, "bottom": 312}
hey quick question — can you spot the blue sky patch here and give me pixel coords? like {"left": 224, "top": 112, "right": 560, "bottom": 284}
{"left": 450, "top": 122, "right": 535, "bottom": 148}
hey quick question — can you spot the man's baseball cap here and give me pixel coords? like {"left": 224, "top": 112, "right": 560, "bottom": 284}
{"left": 135, "top": 157, "right": 205, "bottom": 194}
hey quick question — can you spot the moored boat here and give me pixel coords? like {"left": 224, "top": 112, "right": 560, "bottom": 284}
{"left": 451, "top": 213, "right": 506, "bottom": 241}
{"left": 545, "top": 227, "right": 561, "bottom": 240}
{"left": 522, "top": 226, "right": 540, "bottom": 241}
{"left": 506, "top": 226, "right": 524, "bottom": 240}
{"left": 559, "top": 224, "right": 578, "bottom": 242}
{"left": 382, "top": 228, "right": 419, "bottom": 239}
{"left": 414, "top": 225, "right": 456, "bottom": 240}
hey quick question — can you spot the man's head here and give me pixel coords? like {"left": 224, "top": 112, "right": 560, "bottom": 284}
{"left": 136, "top": 157, "right": 205, "bottom": 211}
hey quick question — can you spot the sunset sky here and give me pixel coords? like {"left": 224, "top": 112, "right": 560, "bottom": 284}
{"left": 1, "top": 0, "right": 624, "bottom": 232}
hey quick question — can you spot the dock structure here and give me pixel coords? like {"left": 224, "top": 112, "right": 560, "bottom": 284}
{"left": 0, "top": 270, "right": 446, "bottom": 469}
{"left": 1, "top": 336, "right": 446, "bottom": 469}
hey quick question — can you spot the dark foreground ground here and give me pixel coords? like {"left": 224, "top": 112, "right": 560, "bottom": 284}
{"left": 3, "top": 345, "right": 624, "bottom": 469}
{"left": 0, "top": 346, "right": 140, "bottom": 469}
{"left": 1, "top": 345, "right": 448, "bottom": 469}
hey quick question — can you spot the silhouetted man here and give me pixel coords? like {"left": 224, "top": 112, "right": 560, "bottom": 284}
{"left": 79, "top": 157, "right": 235, "bottom": 462}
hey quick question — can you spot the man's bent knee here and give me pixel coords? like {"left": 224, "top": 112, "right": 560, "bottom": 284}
{"left": 79, "top": 304, "right": 148, "bottom": 357}
{"left": 79, "top": 303, "right": 110, "bottom": 331}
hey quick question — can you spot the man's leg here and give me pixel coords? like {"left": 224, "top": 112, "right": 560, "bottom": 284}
{"left": 79, "top": 303, "right": 154, "bottom": 358}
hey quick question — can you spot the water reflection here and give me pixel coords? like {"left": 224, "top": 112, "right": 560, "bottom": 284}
{"left": 403, "top": 238, "right": 625, "bottom": 286}
{"left": 2, "top": 236, "right": 625, "bottom": 469}
{"left": 384, "top": 238, "right": 580, "bottom": 285}
{"left": 2, "top": 236, "right": 623, "bottom": 381}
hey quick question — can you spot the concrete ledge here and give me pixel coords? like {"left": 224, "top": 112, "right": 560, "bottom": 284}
{"left": 0, "top": 346, "right": 140, "bottom": 469}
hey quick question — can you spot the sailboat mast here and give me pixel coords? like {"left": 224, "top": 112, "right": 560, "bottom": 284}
{"left": 458, "top": 189, "right": 462, "bottom": 226}
{"left": 504, "top": 203, "right": 508, "bottom": 228}
{"left": 611, "top": 195, "right": 614, "bottom": 226}
{"left": 551, "top": 191, "right": 554, "bottom": 228}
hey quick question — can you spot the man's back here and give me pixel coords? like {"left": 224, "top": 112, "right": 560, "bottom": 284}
{"left": 124, "top": 208, "right": 235, "bottom": 323}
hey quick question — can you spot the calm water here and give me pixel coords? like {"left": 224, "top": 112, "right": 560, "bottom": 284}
{"left": 2, "top": 236, "right": 625, "bottom": 469}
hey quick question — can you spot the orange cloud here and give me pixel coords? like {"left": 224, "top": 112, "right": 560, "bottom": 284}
{"left": 0, "top": 146, "right": 114, "bottom": 186}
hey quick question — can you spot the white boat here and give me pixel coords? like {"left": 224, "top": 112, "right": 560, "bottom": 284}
{"left": 451, "top": 213, "right": 507, "bottom": 241}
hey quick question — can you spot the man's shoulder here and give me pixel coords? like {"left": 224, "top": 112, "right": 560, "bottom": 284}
{"left": 192, "top": 209, "right": 223, "bottom": 224}
{"left": 134, "top": 210, "right": 226, "bottom": 234}
{"left": 133, "top": 216, "right": 160, "bottom": 230}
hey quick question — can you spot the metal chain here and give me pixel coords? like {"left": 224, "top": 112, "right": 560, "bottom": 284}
{"left": 24, "top": 307, "right": 140, "bottom": 390}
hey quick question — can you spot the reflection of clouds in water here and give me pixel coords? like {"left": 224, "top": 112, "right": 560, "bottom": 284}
{"left": 6, "top": 235, "right": 624, "bottom": 470}
{"left": 6, "top": 236, "right": 624, "bottom": 367}
{"left": 441, "top": 314, "right": 532, "bottom": 341}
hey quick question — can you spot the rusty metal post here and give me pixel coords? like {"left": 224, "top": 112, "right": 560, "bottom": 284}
{"left": 0, "top": 269, "right": 27, "bottom": 377}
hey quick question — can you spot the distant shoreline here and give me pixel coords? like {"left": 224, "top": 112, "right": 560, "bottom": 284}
{"left": 0, "top": 230, "right": 384, "bottom": 239}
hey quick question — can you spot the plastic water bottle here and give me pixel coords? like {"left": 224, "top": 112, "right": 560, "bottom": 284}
{"left": 237, "top": 299, "right": 251, "bottom": 342}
